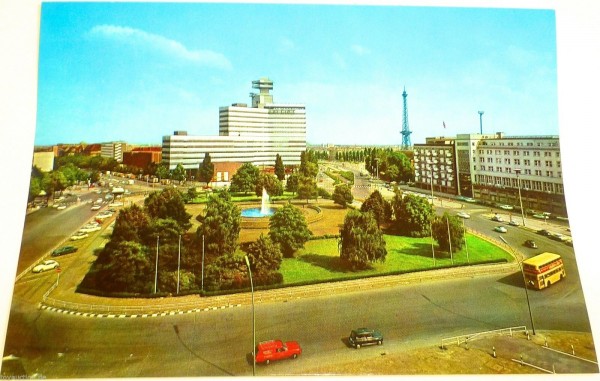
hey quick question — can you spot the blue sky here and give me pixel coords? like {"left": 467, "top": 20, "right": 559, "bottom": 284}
{"left": 35, "top": 3, "right": 558, "bottom": 146}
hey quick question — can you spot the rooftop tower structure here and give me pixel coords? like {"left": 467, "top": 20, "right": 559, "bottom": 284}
{"left": 401, "top": 87, "right": 412, "bottom": 149}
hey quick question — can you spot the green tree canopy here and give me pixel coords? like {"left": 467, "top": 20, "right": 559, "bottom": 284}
{"left": 285, "top": 173, "right": 299, "bottom": 194}
{"left": 339, "top": 210, "right": 387, "bottom": 271}
{"left": 274, "top": 153, "right": 285, "bottom": 181}
{"left": 297, "top": 176, "right": 318, "bottom": 204}
{"left": 198, "top": 152, "right": 215, "bottom": 185}
{"left": 197, "top": 190, "right": 241, "bottom": 258}
{"left": 244, "top": 234, "right": 283, "bottom": 275}
{"left": 144, "top": 187, "right": 192, "bottom": 231}
{"left": 332, "top": 184, "right": 354, "bottom": 208}
{"left": 392, "top": 193, "right": 434, "bottom": 237}
{"left": 360, "top": 190, "right": 391, "bottom": 227}
{"left": 432, "top": 212, "right": 465, "bottom": 253}
{"left": 255, "top": 173, "right": 283, "bottom": 198}
{"left": 230, "top": 162, "right": 261, "bottom": 194}
{"left": 172, "top": 163, "right": 187, "bottom": 183}
{"left": 269, "top": 203, "right": 312, "bottom": 257}
{"left": 110, "top": 203, "right": 151, "bottom": 245}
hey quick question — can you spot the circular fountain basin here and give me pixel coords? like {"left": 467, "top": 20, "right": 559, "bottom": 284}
{"left": 241, "top": 207, "right": 276, "bottom": 218}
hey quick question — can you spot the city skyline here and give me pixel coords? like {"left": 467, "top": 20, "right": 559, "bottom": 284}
{"left": 34, "top": 2, "right": 559, "bottom": 147}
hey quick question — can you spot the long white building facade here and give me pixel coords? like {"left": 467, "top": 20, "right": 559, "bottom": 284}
{"left": 162, "top": 78, "right": 306, "bottom": 170}
{"left": 414, "top": 132, "right": 567, "bottom": 216}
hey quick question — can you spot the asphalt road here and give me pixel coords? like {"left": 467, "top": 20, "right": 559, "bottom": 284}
{"left": 2, "top": 174, "right": 595, "bottom": 377}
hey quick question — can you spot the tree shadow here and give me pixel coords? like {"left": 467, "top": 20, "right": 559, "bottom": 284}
{"left": 387, "top": 242, "right": 451, "bottom": 260}
{"left": 172, "top": 324, "right": 235, "bottom": 375}
{"left": 299, "top": 254, "right": 357, "bottom": 273}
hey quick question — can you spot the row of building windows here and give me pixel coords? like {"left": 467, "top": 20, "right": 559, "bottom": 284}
{"left": 479, "top": 149, "right": 560, "bottom": 157}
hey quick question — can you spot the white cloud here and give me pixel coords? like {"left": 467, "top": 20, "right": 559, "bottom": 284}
{"left": 89, "top": 24, "right": 232, "bottom": 70}
{"left": 351, "top": 44, "right": 370, "bottom": 56}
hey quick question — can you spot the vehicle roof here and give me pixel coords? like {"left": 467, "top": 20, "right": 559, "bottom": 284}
{"left": 257, "top": 340, "right": 284, "bottom": 350}
{"left": 352, "top": 328, "right": 376, "bottom": 334}
{"left": 523, "top": 252, "right": 561, "bottom": 266}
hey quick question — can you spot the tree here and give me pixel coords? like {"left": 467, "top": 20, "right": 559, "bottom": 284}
{"left": 172, "top": 163, "right": 186, "bottom": 184}
{"left": 198, "top": 152, "right": 215, "bottom": 186}
{"left": 360, "top": 190, "right": 391, "bottom": 227}
{"left": 230, "top": 162, "right": 260, "bottom": 194}
{"left": 197, "top": 190, "right": 241, "bottom": 258}
{"left": 274, "top": 154, "right": 285, "bottom": 181}
{"left": 87, "top": 241, "right": 153, "bottom": 294}
{"left": 269, "top": 203, "right": 312, "bottom": 257}
{"left": 155, "top": 163, "right": 170, "bottom": 181}
{"left": 392, "top": 193, "right": 434, "bottom": 237}
{"left": 339, "top": 210, "right": 387, "bottom": 271}
{"left": 244, "top": 234, "right": 283, "bottom": 274}
{"left": 144, "top": 187, "right": 192, "bottom": 231}
{"left": 432, "top": 212, "right": 465, "bottom": 253}
{"left": 297, "top": 176, "right": 318, "bottom": 204}
{"left": 285, "top": 173, "right": 299, "bottom": 194}
{"left": 110, "top": 204, "right": 151, "bottom": 245}
{"left": 299, "top": 151, "right": 319, "bottom": 178}
{"left": 332, "top": 184, "right": 353, "bottom": 208}
{"left": 255, "top": 173, "right": 283, "bottom": 198}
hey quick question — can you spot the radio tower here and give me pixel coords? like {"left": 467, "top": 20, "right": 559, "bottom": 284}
{"left": 400, "top": 87, "right": 412, "bottom": 149}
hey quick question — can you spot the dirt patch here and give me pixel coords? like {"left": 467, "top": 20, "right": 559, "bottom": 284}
{"left": 299, "top": 331, "right": 597, "bottom": 375}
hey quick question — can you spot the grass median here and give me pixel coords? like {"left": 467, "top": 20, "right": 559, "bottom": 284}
{"left": 280, "top": 233, "right": 513, "bottom": 285}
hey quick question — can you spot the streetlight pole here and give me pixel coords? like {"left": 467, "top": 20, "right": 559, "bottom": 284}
{"left": 177, "top": 235, "right": 181, "bottom": 294}
{"left": 201, "top": 235, "right": 205, "bottom": 292}
{"left": 515, "top": 169, "right": 526, "bottom": 227}
{"left": 154, "top": 235, "right": 159, "bottom": 294}
{"left": 501, "top": 236, "right": 536, "bottom": 335}
{"left": 244, "top": 256, "right": 256, "bottom": 377}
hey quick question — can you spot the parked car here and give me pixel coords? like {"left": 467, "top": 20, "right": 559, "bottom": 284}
{"left": 32, "top": 259, "right": 59, "bottom": 273}
{"left": 508, "top": 220, "right": 520, "bottom": 226}
{"left": 255, "top": 340, "right": 302, "bottom": 365}
{"left": 91, "top": 204, "right": 102, "bottom": 211}
{"left": 79, "top": 224, "right": 101, "bottom": 233}
{"left": 549, "top": 233, "right": 567, "bottom": 242}
{"left": 456, "top": 212, "right": 471, "bottom": 219}
{"left": 348, "top": 328, "right": 383, "bottom": 349}
{"left": 537, "top": 229, "right": 551, "bottom": 237}
{"left": 494, "top": 226, "right": 507, "bottom": 233}
{"left": 51, "top": 245, "right": 78, "bottom": 257}
{"left": 523, "top": 240, "right": 538, "bottom": 249}
{"left": 491, "top": 215, "right": 503, "bottom": 222}
{"left": 70, "top": 232, "right": 89, "bottom": 241}
{"left": 498, "top": 204, "right": 514, "bottom": 210}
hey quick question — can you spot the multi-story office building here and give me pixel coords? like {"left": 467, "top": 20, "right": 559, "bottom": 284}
{"left": 162, "top": 78, "right": 306, "bottom": 170}
{"left": 414, "top": 132, "right": 567, "bottom": 216}
{"left": 101, "top": 142, "right": 128, "bottom": 163}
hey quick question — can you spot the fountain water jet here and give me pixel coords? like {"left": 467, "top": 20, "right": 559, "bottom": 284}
{"left": 260, "top": 188, "right": 270, "bottom": 215}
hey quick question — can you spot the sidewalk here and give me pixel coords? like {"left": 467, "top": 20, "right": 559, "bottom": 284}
{"left": 41, "top": 261, "right": 518, "bottom": 317}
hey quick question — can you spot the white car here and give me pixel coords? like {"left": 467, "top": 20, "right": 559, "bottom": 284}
{"left": 56, "top": 204, "right": 67, "bottom": 210}
{"left": 91, "top": 204, "right": 102, "bottom": 211}
{"left": 95, "top": 211, "right": 113, "bottom": 220}
{"left": 79, "top": 225, "right": 101, "bottom": 233}
{"left": 456, "top": 212, "right": 471, "bottom": 219}
{"left": 498, "top": 204, "right": 514, "bottom": 210}
{"left": 32, "top": 260, "right": 59, "bottom": 273}
{"left": 494, "top": 226, "right": 508, "bottom": 233}
{"left": 70, "top": 232, "right": 89, "bottom": 241}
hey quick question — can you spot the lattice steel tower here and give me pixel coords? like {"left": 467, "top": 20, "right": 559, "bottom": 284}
{"left": 400, "top": 87, "right": 412, "bottom": 149}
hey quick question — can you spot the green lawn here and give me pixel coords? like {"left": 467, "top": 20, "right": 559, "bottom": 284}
{"left": 280, "top": 234, "right": 513, "bottom": 285}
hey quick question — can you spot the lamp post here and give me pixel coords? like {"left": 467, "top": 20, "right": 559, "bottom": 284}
{"left": 515, "top": 169, "right": 526, "bottom": 227}
{"left": 154, "top": 235, "right": 159, "bottom": 294}
{"left": 201, "top": 235, "right": 205, "bottom": 291}
{"left": 244, "top": 256, "right": 256, "bottom": 377}
{"left": 478, "top": 111, "right": 484, "bottom": 134}
{"left": 500, "top": 236, "right": 536, "bottom": 335}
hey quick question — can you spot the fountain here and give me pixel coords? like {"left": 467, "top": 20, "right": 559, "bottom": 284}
{"left": 241, "top": 188, "right": 276, "bottom": 218}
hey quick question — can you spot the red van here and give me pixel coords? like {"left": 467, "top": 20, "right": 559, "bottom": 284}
{"left": 255, "top": 340, "right": 302, "bottom": 364}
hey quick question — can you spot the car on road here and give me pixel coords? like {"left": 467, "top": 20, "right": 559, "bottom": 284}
{"left": 524, "top": 240, "right": 538, "bottom": 249}
{"left": 56, "top": 204, "right": 67, "bottom": 210}
{"left": 457, "top": 196, "right": 477, "bottom": 203}
{"left": 494, "top": 226, "right": 507, "bottom": 233}
{"left": 348, "top": 328, "right": 383, "bottom": 349}
{"left": 550, "top": 233, "right": 567, "bottom": 242}
{"left": 32, "top": 259, "right": 59, "bottom": 273}
{"left": 456, "top": 212, "right": 471, "bottom": 219}
{"left": 255, "top": 340, "right": 302, "bottom": 364}
{"left": 79, "top": 224, "right": 101, "bottom": 233}
{"left": 70, "top": 232, "right": 89, "bottom": 241}
{"left": 491, "top": 215, "right": 503, "bottom": 222}
{"left": 91, "top": 204, "right": 102, "bottom": 211}
{"left": 537, "top": 229, "right": 551, "bottom": 237}
{"left": 508, "top": 220, "right": 520, "bottom": 226}
{"left": 498, "top": 204, "right": 514, "bottom": 210}
{"left": 51, "top": 245, "right": 78, "bottom": 257}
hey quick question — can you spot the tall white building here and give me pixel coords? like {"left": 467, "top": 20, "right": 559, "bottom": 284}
{"left": 162, "top": 78, "right": 306, "bottom": 170}
{"left": 414, "top": 132, "right": 567, "bottom": 216}
{"left": 101, "top": 142, "right": 127, "bottom": 163}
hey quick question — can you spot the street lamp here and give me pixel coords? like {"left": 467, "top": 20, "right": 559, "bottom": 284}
{"left": 244, "top": 255, "right": 256, "bottom": 376}
{"left": 514, "top": 169, "right": 526, "bottom": 227}
{"left": 500, "top": 237, "right": 535, "bottom": 335}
